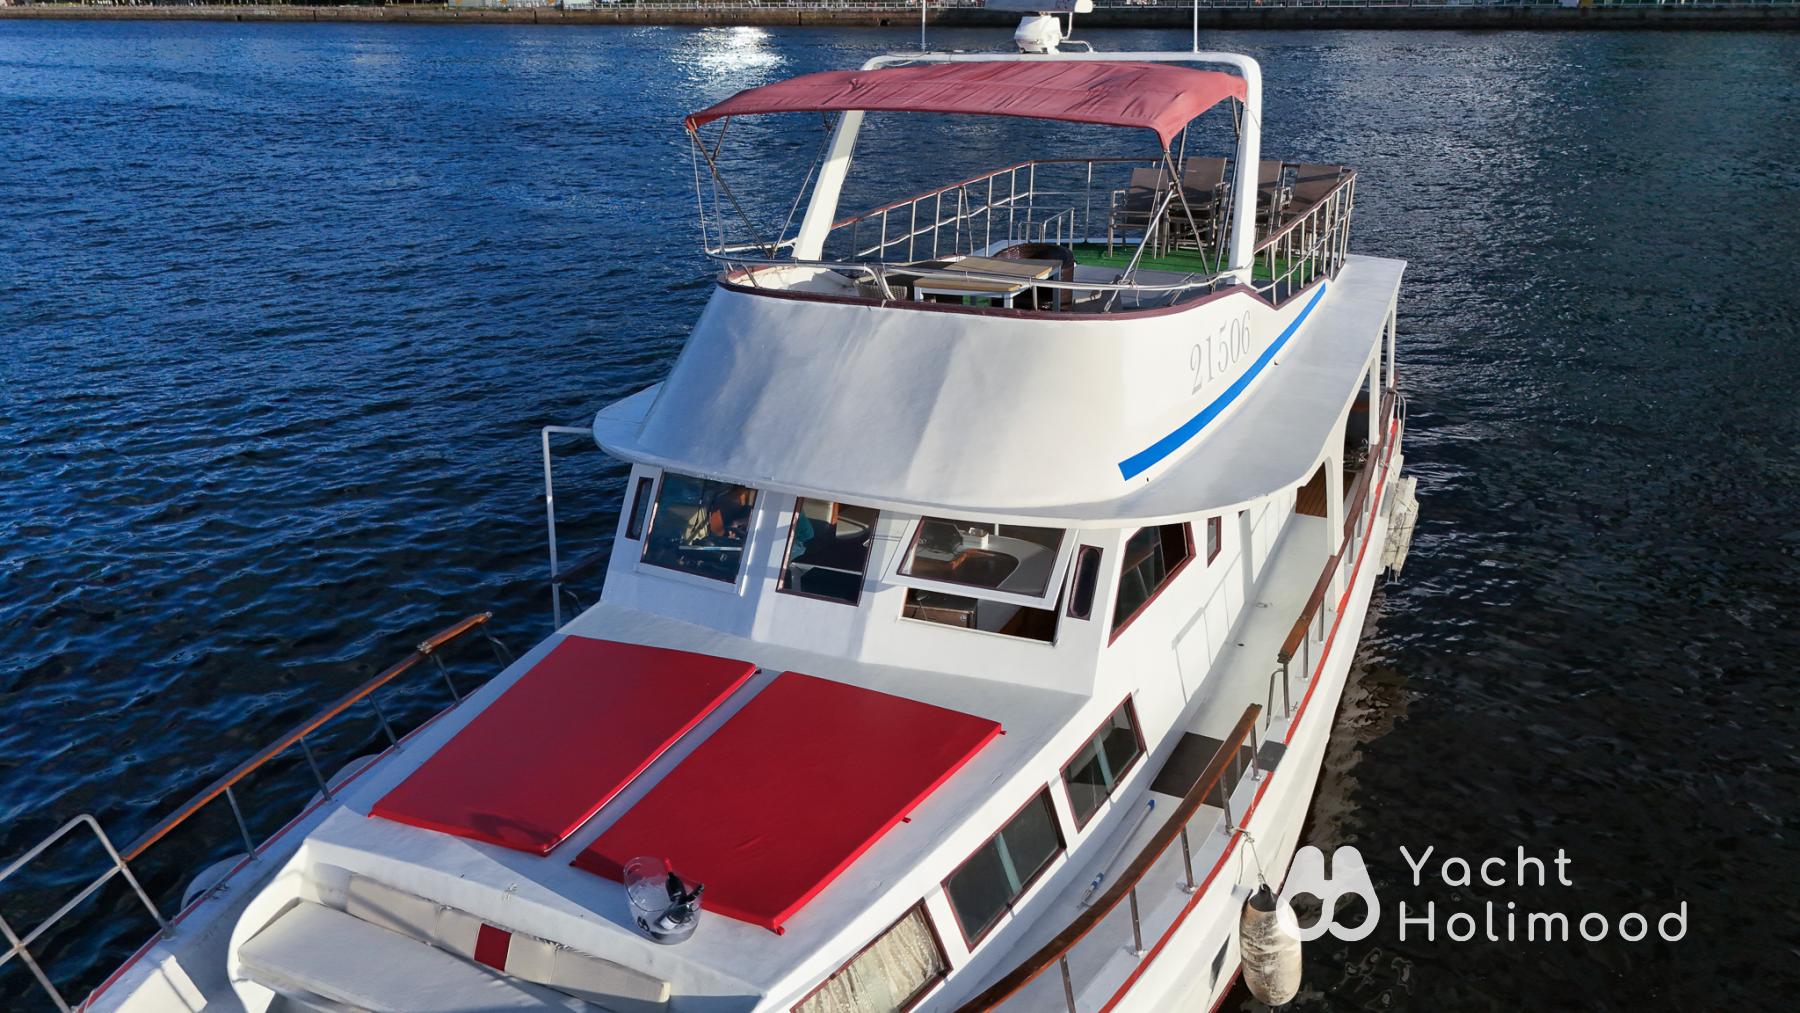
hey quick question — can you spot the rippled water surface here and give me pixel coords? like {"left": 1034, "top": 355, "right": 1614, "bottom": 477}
{"left": 2, "top": 20, "right": 1798, "bottom": 1011}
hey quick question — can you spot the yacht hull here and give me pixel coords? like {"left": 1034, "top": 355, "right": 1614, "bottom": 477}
{"left": 1119, "top": 432, "right": 1398, "bottom": 1013}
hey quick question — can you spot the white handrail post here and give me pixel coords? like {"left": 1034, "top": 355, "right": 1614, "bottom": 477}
{"left": 540, "top": 425, "right": 595, "bottom": 629}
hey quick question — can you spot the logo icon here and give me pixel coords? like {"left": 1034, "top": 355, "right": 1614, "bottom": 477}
{"left": 1277, "top": 845, "right": 1381, "bottom": 941}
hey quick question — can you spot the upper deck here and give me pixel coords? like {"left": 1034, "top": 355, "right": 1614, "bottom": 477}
{"left": 688, "top": 54, "right": 1354, "bottom": 318}
{"left": 717, "top": 153, "right": 1354, "bottom": 318}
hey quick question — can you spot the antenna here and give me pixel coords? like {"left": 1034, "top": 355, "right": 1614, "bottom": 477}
{"left": 986, "top": 0, "right": 1094, "bottom": 54}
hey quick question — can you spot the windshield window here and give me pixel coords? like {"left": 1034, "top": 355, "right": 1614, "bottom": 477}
{"left": 641, "top": 473, "right": 758, "bottom": 583}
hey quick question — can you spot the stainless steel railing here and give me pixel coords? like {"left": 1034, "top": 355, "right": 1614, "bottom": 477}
{"left": 0, "top": 817, "right": 167, "bottom": 1013}
{"left": 828, "top": 159, "right": 1150, "bottom": 263}
{"left": 711, "top": 157, "right": 1356, "bottom": 312}
{"left": 0, "top": 614, "right": 511, "bottom": 1012}
{"left": 956, "top": 704, "right": 1263, "bottom": 1012}
{"left": 1250, "top": 172, "right": 1356, "bottom": 304}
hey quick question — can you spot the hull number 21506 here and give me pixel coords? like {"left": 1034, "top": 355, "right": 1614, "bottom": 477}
{"left": 1189, "top": 310, "right": 1257, "bottom": 394}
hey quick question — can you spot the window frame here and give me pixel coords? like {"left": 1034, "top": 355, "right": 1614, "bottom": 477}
{"left": 1060, "top": 698, "right": 1147, "bottom": 831}
{"left": 790, "top": 901, "right": 950, "bottom": 1013}
{"left": 884, "top": 516, "right": 1078, "bottom": 611}
{"left": 939, "top": 787, "right": 1068, "bottom": 950}
{"left": 1206, "top": 515, "right": 1223, "bottom": 564}
{"left": 636, "top": 471, "right": 761, "bottom": 590}
{"left": 1107, "top": 523, "right": 1196, "bottom": 642}
{"left": 777, "top": 498, "right": 878, "bottom": 607}
{"left": 624, "top": 475, "right": 655, "bottom": 541}
{"left": 1066, "top": 545, "right": 1103, "bottom": 621}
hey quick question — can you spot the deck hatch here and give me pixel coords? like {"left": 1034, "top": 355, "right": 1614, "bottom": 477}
{"left": 573, "top": 672, "right": 1002, "bottom": 933}
{"left": 369, "top": 637, "right": 757, "bottom": 855}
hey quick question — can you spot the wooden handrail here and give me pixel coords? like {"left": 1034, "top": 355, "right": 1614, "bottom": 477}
{"left": 122, "top": 612, "right": 494, "bottom": 862}
{"left": 1341, "top": 461, "right": 1374, "bottom": 538}
{"left": 1277, "top": 393, "right": 1396, "bottom": 664}
{"left": 956, "top": 703, "right": 1262, "bottom": 1012}
{"left": 1277, "top": 549, "right": 1340, "bottom": 666}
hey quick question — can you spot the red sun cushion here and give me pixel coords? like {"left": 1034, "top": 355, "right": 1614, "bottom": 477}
{"left": 371, "top": 637, "right": 756, "bottom": 855}
{"left": 574, "top": 672, "right": 1001, "bottom": 933}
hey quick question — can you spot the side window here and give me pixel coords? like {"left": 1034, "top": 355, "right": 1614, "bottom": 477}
{"left": 640, "top": 473, "right": 758, "bottom": 584}
{"left": 793, "top": 903, "right": 947, "bottom": 1013}
{"left": 895, "top": 517, "right": 1068, "bottom": 602}
{"left": 943, "top": 790, "right": 1065, "bottom": 947}
{"left": 901, "top": 590, "right": 1058, "bottom": 643}
{"left": 1062, "top": 700, "right": 1145, "bottom": 829}
{"left": 624, "top": 476, "right": 655, "bottom": 541}
{"left": 779, "top": 499, "right": 879, "bottom": 605}
{"left": 1111, "top": 524, "right": 1194, "bottom": 635}
{"left": 1206, "top": 516, "right": 1223, "bottom": 564}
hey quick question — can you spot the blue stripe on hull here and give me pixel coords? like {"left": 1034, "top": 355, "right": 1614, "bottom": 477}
{"left": 1116, "top": 283, "right": 1329, "bottom": 481}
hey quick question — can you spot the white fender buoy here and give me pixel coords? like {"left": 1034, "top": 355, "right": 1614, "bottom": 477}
{"left": 1240, "top": 884, "right": 1302, "bottom": 1006}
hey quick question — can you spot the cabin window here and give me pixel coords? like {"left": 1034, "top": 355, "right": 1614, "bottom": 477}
{"left": 943, "top": 789, "right": 1065, "bottom": 947}
{"left": 780, "top": 499, "right": 879, "bottom": 605}
{"left": 1067, "top": 546, "right": 1103, "bottom": 620}
{"left": 1206, "top": 516, "right": 1223, "bottom": 564}
{"left": 640, "top": 473, "right": 758, "bottom": 583}
{"left": 1063, "top": 700, "right": 1145, "bottom": 828}
{"left": 901, "top": 589, "right": 1058, "bottom": 643}
{"left": 1111, "top": 524, "right": 1194, "bottom": 635}
{"left": 624, "top": 476, "right": 654, "bottom": 540}
{"left": 792, "top": 903, "right": 947, "bottom": 1013}
{"left": 895, "top": 518, "right": 1068, "bottom": 603}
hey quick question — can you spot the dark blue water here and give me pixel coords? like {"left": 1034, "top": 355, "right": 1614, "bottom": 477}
{"left": 3, "top": 20, "right": 1798, "bottom": 1011}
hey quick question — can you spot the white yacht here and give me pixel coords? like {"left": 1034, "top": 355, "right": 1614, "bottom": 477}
{"left": 4, "top": 46, "right": 1419, "bottom": 1013}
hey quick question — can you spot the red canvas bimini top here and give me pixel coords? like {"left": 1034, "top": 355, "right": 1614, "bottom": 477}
{"left": 685, "top": 61, "right": 1245, "bottom": 147}
{"left": 574, "top": 672, "right": 1002, "bottom": 933}
{"left": 370, "top": 637, "right": 756, "bottom": 855}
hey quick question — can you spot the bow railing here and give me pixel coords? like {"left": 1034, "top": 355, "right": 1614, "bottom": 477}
{"left": 0, "top": 613, "right": 511, "bottom": 1012}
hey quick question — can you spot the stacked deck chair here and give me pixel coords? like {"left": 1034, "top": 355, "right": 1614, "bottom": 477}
{"left": 1173, "top": 156, "right": 1229, "bottom": 252}
{"left": 1284, "top": 164, "right": 1347, "bottom": 224}
{"left": 1108, "top": 166, "right": 1171, "bottom": 256}
{"left": 1256, "top": 159, "right": 1288, "bottom": 238}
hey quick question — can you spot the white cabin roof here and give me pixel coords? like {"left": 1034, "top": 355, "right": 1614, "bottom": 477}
{"left": 594, "top": 255, "right": 1404, "bottom": 527}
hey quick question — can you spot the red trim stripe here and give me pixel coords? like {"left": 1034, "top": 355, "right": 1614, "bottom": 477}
{"left": 474, "top": 924, "right": 512, "bottom": 971}
{"left": 1096, "top": 415, "right": 1401, "bottom": 1011}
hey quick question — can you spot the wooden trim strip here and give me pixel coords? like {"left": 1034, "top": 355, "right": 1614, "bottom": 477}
{"left": 121, "top": 612, "right": 493, "bottom": 862}
{"left": 956, "top": 703, "right": 1261, "bottom": 1011}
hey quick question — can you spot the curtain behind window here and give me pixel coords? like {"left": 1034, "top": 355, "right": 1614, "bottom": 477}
{"left": 795, "top": 906, "right": 944, "bottom": 1013}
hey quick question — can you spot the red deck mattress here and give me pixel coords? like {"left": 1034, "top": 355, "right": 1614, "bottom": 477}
{"left": 370, "top": 637, "right": 757, "bottom": 855}
{"left": 574, "top": 672, "right": 1001, "bottom": 932}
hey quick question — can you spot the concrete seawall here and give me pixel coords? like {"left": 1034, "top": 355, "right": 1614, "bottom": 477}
{"left": 2, "top": 3, "right": 1796, "bottom": 31}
